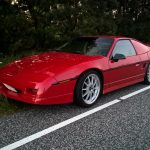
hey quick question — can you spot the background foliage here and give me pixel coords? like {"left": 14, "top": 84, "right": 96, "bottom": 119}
{"left": 0, "top": 0, "right": 150, "bottom": 56}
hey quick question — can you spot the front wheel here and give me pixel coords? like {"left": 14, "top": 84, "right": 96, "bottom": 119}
{"left": 144, "top": 64, "right": 150, "bottom": 85}
{"left": 74, "top": 70, "right": 102, "bottom": 107}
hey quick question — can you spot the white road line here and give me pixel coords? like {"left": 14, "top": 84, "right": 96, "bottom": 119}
{"left": 0, "top": 99, "right": 120, "bottom": 150}
{"left": 120, "top": 86, "right": 150, "bottom": 100}
{"left": 1, "top": 85, "right": 150, "bottom": 150}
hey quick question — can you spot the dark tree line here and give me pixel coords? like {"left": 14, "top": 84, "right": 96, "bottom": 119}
{"left": 0, "top": 0, "right": 150, "bottom": 55}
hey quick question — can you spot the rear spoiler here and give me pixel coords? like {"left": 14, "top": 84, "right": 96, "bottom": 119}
{"left": 145, "top": 44, "right": 150, "bottom": 47}
{"left": 146, "top": 44, "right": 150, "bottom": 58}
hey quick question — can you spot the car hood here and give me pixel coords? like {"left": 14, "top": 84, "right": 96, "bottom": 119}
{"left": 0, "top": 52, "right": 103, "bottom": 82}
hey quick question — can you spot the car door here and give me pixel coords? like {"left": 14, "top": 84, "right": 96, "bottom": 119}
{"left": 107, "top": 39, "right": 142, "bottom": 88}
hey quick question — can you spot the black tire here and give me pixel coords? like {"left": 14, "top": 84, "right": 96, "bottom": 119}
{"left": 144, "top": 64, "right": 150, "bottom": 85}
{"left": 74, "top": 70, "right": 102, "bottom": 107}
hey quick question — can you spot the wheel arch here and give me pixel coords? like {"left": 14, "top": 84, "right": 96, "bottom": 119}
{"left": 77, "top": 68, "right": 104, "bottom": 83}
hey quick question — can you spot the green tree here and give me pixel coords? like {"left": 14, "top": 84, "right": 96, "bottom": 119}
{"left": 0, "top": 0, "right": 149, "bottom": 56}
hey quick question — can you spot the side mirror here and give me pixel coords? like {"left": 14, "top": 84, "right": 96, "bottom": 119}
{"left": 112, "top": 53, "right": 126, "bottom": 62}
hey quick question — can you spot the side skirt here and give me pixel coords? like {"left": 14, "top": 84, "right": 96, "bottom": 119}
{"left": 103, "top": 78, "right": 144, "bottom": 94}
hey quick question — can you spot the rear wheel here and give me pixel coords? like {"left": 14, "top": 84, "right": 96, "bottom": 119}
{"left": 74, "top": 70, "right": 102, "bottom": 107}
{"left": 144, "top": 64, "right": 150, "bottom": 85}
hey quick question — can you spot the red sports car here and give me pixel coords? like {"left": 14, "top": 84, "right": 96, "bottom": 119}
{"left": 0, "top": 36, "right": 150, "bottom": 107}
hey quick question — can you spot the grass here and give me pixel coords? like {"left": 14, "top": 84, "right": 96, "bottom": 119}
{"left": 0, "top": 95, "right": 32, "bottom": 117}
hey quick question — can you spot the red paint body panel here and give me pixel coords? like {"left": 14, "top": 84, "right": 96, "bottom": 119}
{"left": 0, "top": 36, "right": 150, "bottom": 105}
{"left": 131, "top": 40, "right": 149, "bottom": 54}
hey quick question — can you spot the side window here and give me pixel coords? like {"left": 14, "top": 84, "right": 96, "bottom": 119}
{"left": 112, "top": 40, "right": 136, "bottom": 57}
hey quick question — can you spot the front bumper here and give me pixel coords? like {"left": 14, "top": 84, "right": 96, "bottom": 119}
{"left": 0, "top": 78, "right": 77, "bottom": 105}
{"left": 0, "top": 82, "right": 37, "bottom": 104}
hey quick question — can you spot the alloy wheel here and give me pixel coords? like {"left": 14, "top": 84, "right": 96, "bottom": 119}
{"left": 82, "top": 74, "right": 100, "bottom": 105}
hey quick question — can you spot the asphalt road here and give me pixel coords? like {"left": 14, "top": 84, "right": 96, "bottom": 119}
{"left": 0, "top": 83, "right": 150, "bottom": 150}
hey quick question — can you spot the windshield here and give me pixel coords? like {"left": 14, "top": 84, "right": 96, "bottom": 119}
{"left": 57, "top": 37, "right": 114, "bottom": 56}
